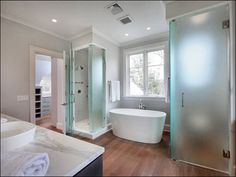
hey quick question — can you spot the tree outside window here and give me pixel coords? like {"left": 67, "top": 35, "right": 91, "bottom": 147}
{"left": 128, "top": 49, "right": 165, "bottom": 97}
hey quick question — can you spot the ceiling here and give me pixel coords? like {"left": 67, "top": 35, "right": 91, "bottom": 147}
{"left": 1, "top": 1, "right": 168, "bottom": 45}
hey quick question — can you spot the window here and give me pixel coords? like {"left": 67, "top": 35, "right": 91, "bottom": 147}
{"left": 125, "top": 44, "right": 166, "bottom": 97}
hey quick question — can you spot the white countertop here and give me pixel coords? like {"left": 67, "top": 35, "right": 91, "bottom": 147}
{"left": 1, "top": 114, "right": 105, "bottom": 176}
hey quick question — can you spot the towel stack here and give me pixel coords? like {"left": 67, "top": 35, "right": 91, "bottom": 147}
{"left": 1, "top": 151, "right": 49, "bottom": 176}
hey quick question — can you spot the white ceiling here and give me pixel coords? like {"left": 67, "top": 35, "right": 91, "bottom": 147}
{"left": 1, "top": 1, "right": 168, "bottom": 45}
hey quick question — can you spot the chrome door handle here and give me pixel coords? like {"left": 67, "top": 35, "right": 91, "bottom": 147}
{"left": 61, "top": 103, "right": 68, "bottom": 106}
{"left": 182, "top": 92, "right": 184, "bottom": 107}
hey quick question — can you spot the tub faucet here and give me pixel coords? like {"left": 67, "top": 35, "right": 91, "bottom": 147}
{"left": 138, "top": 99, "right": 146, "bottom": 110}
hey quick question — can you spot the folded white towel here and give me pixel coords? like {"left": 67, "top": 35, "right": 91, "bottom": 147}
{"left": 109, "top": 81, "right": 120, "bottom": 102}
{"left": 116, "top": 81, "right": 120, "bottom": 101}
{"left": 1, "top": 151, "right": 49, "bottom": 176}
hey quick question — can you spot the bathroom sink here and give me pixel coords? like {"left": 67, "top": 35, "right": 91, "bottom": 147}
{"left": 1, "top": 121, "right": 36, "bottom": 152}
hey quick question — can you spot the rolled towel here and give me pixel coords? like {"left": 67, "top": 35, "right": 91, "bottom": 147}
{"left": 1, "top": 151, "right": 49, "bottom": 176}
{"left": 1, "top": 117, "right": 8, "bottom": 123}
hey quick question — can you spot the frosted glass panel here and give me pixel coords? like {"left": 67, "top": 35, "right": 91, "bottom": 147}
{"left": 66, "top": 49, "right": 74, "bottom": 134}
{"left": 170, "top": 5, "right": 229, "bottom": 172}
{"left": 88, "top": 45, "right": 106, "bottom": 132}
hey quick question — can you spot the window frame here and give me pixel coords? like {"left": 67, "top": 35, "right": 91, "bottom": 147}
{"left": 123, "top": 41, "right": 168, "bottom": 99}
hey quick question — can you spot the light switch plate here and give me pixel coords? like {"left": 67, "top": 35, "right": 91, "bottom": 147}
{"left": 17, "top": 95, "right": 29, "bottom": 101}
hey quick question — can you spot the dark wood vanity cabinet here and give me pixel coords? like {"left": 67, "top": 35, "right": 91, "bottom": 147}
{"left": 74, "top": 155, "right": 103, "bottom": 176}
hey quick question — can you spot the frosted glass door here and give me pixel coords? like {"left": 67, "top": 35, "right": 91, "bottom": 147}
{"left": 170, "top": 5, "right": 229, "bottom": 172}
{"left": 66, "top": 48, "right": 74, "bottom": 134}
{"left": 88, "top": 45, "right": 106, "bottom": 132}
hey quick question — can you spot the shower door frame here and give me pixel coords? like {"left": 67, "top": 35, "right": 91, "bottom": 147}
{"left": 169, "top": 2, "right": 235, "bottom": 175}
{"left": 72, "top": 43, "right": 107, "bottom": 134}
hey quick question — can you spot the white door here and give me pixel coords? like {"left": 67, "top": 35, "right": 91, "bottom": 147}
{"left": 56, "top": 51, "right": 67, "bottom": 134}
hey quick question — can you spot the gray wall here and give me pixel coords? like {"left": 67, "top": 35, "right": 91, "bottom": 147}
{"left": 119, "top": 35, "right": 170, "bottom": 125}
{"left": 1, "top": 18, "right": 70, "bottom": 122}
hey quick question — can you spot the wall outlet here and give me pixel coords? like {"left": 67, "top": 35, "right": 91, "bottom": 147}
{"left": 17, "top": 95, "right": 29, "bottom": 101}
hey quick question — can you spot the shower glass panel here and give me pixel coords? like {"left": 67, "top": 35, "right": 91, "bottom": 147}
{"left": 170, "top": 5, "right": 230, "bottom": 172}
{"left": 74, "top": 48, "right": 89, "bottom": 132}
{"left": 88, "top": 45, "right": 106, "bottom": 132}
{"left": 72, "top": 45, "right": 106, "bottom": 134}
{"left": 66, "top": 49, "right": 74, "bottom": 134}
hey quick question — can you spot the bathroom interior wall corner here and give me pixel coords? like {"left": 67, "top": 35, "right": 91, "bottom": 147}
{"left": 71, "top": 32, "right": 93, "bottom": 49}
{"left": 165, "top": 1, "right": 229, "bottom": 20}
{"left": 119, "top": 35, "right": 170, "bottom": 125}
{"left": 1, "top": 17, "right": 70, "bottom": 122}
{"left": 93, "top": 33, "right": 121, "bottom": 121}
{"left": 71, "top": 32, "right": 120, "bottom": 123}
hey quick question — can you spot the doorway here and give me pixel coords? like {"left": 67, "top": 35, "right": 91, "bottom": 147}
{"left": 30, "top": 46, "right": 66, "bottom": 133}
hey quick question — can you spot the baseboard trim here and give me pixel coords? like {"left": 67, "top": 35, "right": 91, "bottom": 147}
{"left": 92, "top": 123, "right": 112, "bottom": 139}
{"left": 164, "top": 124, "right": 170, "bottom": 132}
{"left": 178, "top": 160, "right": 228, "bottom": 175}
{"left": 74, "top": 123, "right": 112, "bottom": 139}
{"left": 56, "top": 122, "right": 63, "bottom": 130}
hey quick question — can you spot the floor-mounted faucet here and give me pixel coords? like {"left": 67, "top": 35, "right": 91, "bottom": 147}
{"left": 138, "top": 99, "right": 146, "bottom": 110}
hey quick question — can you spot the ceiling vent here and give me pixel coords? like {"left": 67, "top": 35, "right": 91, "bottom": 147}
{"left": 106, "top": 2, "right": 123, "bottom": 15}
{"left": 118, "top": 15, "right": 133, "bottom": 25}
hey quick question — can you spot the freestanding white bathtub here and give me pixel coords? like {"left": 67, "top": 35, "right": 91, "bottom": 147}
{"left": 110, "top": 108, "right": 166, "bottom": 144}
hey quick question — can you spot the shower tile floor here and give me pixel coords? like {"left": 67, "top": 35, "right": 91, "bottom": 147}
{"left": 75, "top": 119, "right": 90, "bottom": 132}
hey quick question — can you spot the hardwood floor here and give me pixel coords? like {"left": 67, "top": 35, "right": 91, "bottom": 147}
{"left": 36, "top": 116, "right": 63, "bottom": 133}
{"left": 74, "top": 131, "right": 227, "bottom": 176}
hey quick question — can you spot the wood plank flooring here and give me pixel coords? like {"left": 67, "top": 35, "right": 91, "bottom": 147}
{"left": 36, "top": 116, "right": 63, "bottom": 133}
{"left": 74, "top": 131, "right": 227, "bottom": 176}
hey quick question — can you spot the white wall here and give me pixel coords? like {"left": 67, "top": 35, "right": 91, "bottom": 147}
{"left": 72, "top": 32, "right": 93, "bottom": 49}
{"left": 1, "top": 17, "right": 70, "bottom": 122}
{"left": 119, "top": 34, "right": 170, "bottom": 125}
{"left": 165, "top": 1, "right": 228, "bottom": 20}
{"left": 72, "top": 31, "right": 120, "bottom": 123}
{"left": 92, "top": 33, "right": 120, "bottom": 120}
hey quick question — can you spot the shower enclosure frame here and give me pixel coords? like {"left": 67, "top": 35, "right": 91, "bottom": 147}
{"left": 70, "top": 43, "right": 107, "bottom": 135}
{"left": 169, "top": 2, "right": 235, "bottom": 175}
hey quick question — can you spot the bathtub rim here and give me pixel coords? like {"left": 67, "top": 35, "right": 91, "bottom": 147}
{"left": 109, "top": 108, "right": 167, "bottom": 118}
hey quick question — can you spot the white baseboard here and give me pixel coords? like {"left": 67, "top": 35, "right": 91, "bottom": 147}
{"left": 164, "top": 124, "right": 170, "bottom": 132}
{"left": 56, "top": 122, "right": 63, "bottom": 130}
{"left": 91, "top": 123, "right": 112, "bottom": 139}
{"left": 74, "top": 123, "right": 112, "bottom": 139}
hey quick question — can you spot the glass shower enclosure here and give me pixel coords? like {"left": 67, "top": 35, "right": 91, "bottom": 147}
{"left": 170, "top": 5, "right": 230, "bottom": 173}
{"left": 67, "top": 44, "right": 106, "bottom": 134}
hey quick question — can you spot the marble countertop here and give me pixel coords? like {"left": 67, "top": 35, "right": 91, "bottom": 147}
{"left": 1, "top": 114, "right": 105, "bottom": 176}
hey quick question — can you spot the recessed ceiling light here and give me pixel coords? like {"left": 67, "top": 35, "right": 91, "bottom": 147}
{"left": 51, "top": 19, "right": 57, "bottom": 23}
{"left": 146, "top": 27, "right": 151, "bottom": 31}
{"left": 124, "top": 33, "right": 129, "bottom": 36}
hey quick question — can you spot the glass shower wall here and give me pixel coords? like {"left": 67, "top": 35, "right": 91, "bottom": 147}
{"left": 170, "top": 5, "right": 230, "bottom": 172}
{"left": 88, "top": 45, "right": 106, "bottom": 132}
{"left": 74, "top": 48, "right": 89, "bottom": 131}
{"left": 70, "top": 45, "right": 106, "bottom": 134}
{"left": 66, "top": 48, "right": 74, "bottom": 134}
